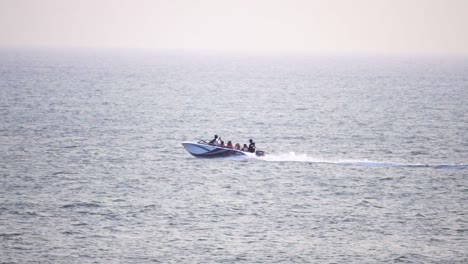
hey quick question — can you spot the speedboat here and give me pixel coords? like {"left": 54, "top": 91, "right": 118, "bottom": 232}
{"left": 182, "top": 140, "right": 266, "bottom": 158}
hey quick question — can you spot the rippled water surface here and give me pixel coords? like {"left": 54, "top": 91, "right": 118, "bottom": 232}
{"left": 1, "top": 50, "right": 467, "bottom": 263}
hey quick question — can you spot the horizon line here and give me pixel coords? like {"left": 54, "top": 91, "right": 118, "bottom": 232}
{"left": 1, "top": 45, "right": 468, "bottom": 58}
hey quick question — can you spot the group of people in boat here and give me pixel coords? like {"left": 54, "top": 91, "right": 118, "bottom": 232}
{"left": 208, "top": 135, "right": 256, "bottom": 153}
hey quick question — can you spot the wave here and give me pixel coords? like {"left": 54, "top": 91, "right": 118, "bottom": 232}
{"left": 257, "top": 152, "right": 468, "bottom": 170}
{"left": 61, "top": 202, "right": 102, "bottom": 209}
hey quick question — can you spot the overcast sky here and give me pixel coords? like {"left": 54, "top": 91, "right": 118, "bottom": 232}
{"left": 1, "top": 0, "right": 467, "bottom": 54}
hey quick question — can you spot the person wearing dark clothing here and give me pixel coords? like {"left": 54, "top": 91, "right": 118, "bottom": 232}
{"left": 248, "top": 139, "right": 256, "bottom": 153}
{"left": 209, "top": 135, "right": 220, "bottom": 145}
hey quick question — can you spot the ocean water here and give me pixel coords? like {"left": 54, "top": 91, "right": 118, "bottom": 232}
{"left": 0, "top": 49, "right": 467, "bottom": 263}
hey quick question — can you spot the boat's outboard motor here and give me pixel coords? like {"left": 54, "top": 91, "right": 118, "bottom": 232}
{"left": 255, "top": 150, "right": 266, "bottom": 157}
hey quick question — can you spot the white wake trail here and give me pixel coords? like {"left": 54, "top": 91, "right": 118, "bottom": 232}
{"left": 258, "top": 152, "right": 467, "bottom": 170}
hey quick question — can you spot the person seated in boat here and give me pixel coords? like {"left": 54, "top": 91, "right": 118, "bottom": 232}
{"left": 248, "top": 139, "right": 256, "bottom": 153}
{"left": 220, "top": 141, "right": 226, "bottom": 147}
{"left": 234, "top": 143, "right": 241, "bottom": 150}
{"left": 209, "top": 135, "right": 220, "bottom": 146}
{"left": 241, "top": 144, "right": 249, "bottom": 152}
{"left": 226, "top": 141, "right": 233, "bottom": 148}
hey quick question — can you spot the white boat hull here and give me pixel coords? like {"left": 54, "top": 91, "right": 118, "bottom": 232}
{"left": 182, "top": 141, "right": 264, "bottom": 158}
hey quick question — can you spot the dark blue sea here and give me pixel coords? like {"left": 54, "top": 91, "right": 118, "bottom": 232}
{"left": 1, "top": 49, "right": 467, "bottom": 263}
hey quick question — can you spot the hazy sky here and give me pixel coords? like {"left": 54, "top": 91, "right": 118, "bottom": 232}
{"left": 1, "top": 0, "right": 467, "bottom": 54}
